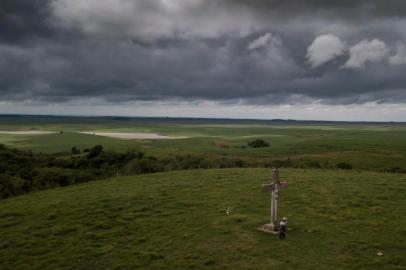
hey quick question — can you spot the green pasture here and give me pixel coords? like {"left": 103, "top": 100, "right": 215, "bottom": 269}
{"left": 1, "top": 118, "right": 405, "bottom": 171}
{"left": 0, "top": 168, "right": 405, "bottom": 269}
{"left": 0, "top": 124, "right": 406, "bottom": 171}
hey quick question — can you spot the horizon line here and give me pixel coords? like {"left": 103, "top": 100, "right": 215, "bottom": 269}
{"left": 0, "top": 113, "right": 404, "bottom": 124}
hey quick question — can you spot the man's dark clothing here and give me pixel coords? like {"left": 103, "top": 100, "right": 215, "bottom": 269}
{"left": 279, "top": 225, "right": 286, "bottom": 240}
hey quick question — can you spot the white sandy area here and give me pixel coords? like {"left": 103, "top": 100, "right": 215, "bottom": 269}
{"left": 79, "top": 132, "right": 186, "bottom": 139}
{"left": 0, "top": 131, "right": 55, "bottom": 135}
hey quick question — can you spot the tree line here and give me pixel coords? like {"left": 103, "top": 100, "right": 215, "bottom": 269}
{"left": 0, "top": 143, "right": 363, "bottom": 199}
{"left": 0, "top": 144, "right": 253, "bottom": 199}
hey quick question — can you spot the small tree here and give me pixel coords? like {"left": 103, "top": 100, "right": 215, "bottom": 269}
{"left": 87, "top": 145, "right": 103, "bottom": 159}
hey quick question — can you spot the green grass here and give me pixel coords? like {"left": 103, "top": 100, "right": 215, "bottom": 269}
{"left": 0, "top": 168, "right": 405, "bottom": 269}
{"left": 1, "top": 120, "right": 406, "bottom": 171}
{"left": 1, "top": 132, "right": 142, "bottom": 153}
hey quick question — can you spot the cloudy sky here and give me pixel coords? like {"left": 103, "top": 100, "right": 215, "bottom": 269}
{"left": 1, "top": 0, "right": 406, "bottom": 121}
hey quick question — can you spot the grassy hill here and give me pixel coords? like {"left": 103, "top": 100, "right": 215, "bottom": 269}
{"left": 1, "top": 168, "right": 405, "bottom": 269}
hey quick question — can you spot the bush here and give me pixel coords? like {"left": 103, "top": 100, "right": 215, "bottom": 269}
{"left": 247, "top": 139, "right": 270, "bottom": 148}
{"left": 71, "top": 147, "right": 80, "bottom": 155}
{"left": 337, "top": 162, "right": 352, "bottom": 170}
{"left": 0, "top": 174, "right": 24, "bottom": 198}
{"left": 122, "top": 157, "right": 161, "bottom": 174}
{"left": 87, "top": 145, "right": 103, "bottom": 159}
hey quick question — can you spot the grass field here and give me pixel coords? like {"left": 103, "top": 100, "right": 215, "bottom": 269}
{"left": 0, "top": 168, "right": 405, "bottom": 269}
{"left": 1, "top": 116, "right": 405, "bottom": 269}
{"left": 1, "top": 116, "right": 405, "bottom": 171}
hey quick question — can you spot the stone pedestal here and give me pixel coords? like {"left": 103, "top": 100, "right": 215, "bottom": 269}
{"left": 257, "top": 223, "right": 279, "bottom": 234}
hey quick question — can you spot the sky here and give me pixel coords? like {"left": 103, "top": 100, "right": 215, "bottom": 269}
{"left": 1, "top": 0, "right": 406, "bottom": 121}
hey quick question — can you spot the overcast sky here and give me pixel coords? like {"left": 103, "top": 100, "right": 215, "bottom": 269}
{"left": 1, "top": 0, "right": 406, "bottom": 121}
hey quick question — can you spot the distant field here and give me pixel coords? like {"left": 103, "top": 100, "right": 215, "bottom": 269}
{"left": 0, "top": 116, "right": 405, "bottom": 172}
{"left": 0, "top": 168, "right": 405, "bottom": 270}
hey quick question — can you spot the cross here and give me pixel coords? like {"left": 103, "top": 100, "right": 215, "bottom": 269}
{"left": 259, "top": 168, "right": 288, "bottom": 234}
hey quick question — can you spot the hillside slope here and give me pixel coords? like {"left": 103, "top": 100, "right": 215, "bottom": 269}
{"left": 0, "top": 169, "right": 405, "bottom": 269}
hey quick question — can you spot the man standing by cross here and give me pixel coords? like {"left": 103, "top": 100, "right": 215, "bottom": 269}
{"left": 259, "top": 168, "right": 288, "bottom": 234}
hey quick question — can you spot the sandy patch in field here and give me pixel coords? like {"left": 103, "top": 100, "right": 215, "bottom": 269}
{"left": 79, "top": 132, "right": 186, "bottom": 139}
{"left": 0, "top": 131, "right": 55, "bottom": 135}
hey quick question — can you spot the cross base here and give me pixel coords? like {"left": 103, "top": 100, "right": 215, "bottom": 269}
{"left": 257, "top": 223, "right": 279, "bottom": 235}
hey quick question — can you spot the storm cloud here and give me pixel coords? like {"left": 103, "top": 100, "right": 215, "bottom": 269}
{"left": 1, "top": 0, "right": 406, "bottom": 109}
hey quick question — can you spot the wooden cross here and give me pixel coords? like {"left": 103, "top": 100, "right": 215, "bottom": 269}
{"left": 260, "top": 168, "right": 288, "bottom": 233}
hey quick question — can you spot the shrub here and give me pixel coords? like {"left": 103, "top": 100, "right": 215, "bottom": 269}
{"left": 337, "top": 162, "right": 352, "bottom": 170}
{"left": 247, "top": 139, "right": 270, "bottom": 148}
{"left": 71, "top": 147, "right": 80, "bottom": 155}
{"left": 0, "top": 174, "right": 24, "bottom": 198}
{"left": 122, "top": 157, "right": 161, "bottom": 174}
{"left": 87, "top": 145, "right": 103, "bottom": 159}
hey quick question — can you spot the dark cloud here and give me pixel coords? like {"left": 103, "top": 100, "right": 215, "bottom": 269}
{"left": 0, "top": 0, "right": 54, "bottom": 43}
{"left": 0, "top": 0, "right": 406, "bottom": 107}
{"left": 223, "top": 0, "right": 406, "bottom": 19}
